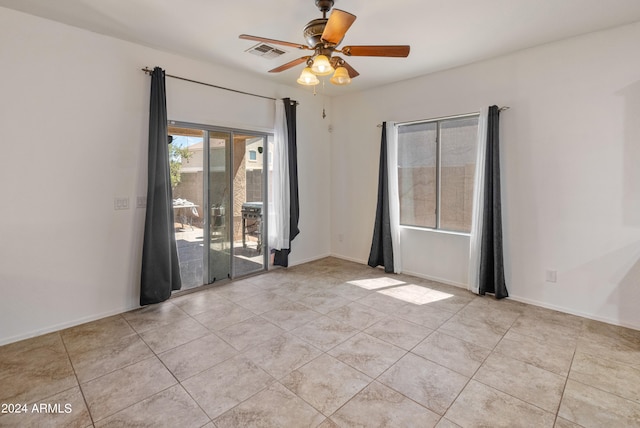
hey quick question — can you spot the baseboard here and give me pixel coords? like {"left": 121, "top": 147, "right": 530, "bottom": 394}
{"left": 507, "top": 294, "right": 640, "bottom": 331}
{"left": 329, "top": 253, "right": 369, "bottom": 265}
{"left": 0, "top": 305, "right": 139, "bottom": 347}
{"left": 400, "top": 269, "right": 468, "bottom": 290}
{"left": 288, "top": 252, "right": 333, "bottom": 267}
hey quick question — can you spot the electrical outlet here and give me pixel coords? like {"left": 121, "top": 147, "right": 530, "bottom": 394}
{"left": 545, "top": 270, "right": 557, "bottom": 283}
{"left": 114, "top": 197, "right": 130, "bottom": 210}
{"left": 137, "top": 196, "right": 147, "bottom": 208}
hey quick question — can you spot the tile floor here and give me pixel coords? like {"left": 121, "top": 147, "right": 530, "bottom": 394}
{"left": 1, "top": 257, "right": 640, "bottom": 427}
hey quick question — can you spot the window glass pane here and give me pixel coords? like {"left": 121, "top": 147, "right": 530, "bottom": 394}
{"left": 439, "top": 116, "right": 479, "bottom": 232}
{"left": 398, "top": 122, "right": 437, "bottom": 228}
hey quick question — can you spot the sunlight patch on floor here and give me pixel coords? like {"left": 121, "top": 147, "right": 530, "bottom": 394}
{"left": 347, "top": 277, "right": 407, "bottom": 290}
{"left": 377, "top": 284, "right": 454, "bottom": 305}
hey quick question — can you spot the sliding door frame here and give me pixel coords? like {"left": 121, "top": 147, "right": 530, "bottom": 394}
{"left": 169, "top": 120, "right": 270, "bottom": 284}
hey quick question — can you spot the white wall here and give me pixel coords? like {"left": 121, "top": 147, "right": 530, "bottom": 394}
{"left": 330, "top": 22, "right": 640, "bottom": 329}
{"left": 0, "top": 7, "right": 331, "bottom": 345}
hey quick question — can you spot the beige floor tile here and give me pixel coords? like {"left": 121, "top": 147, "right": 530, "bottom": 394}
{"left": 158, "top": 333, "right": 238, "bottom": 381}
{"left": 435, "top": 418, "right": 462, "bottom": 428}
{"left": 291, "top": 316, "right": 359, "bottom": 351}
{"left": 463, "top": 295, "right": 528, "bottom": 318}
{"left": 329, "top": 282, "right": 374, "bottom": 301}
{"left": 446, "top": 380, "right": 555, "bottom": 427}
{"left": 261, "top": 301, "right": 321, "bottom": 330}
{"left": 94, "top": 385, "right": 209, "bottom": 428}
{"left": 281, "top": 354, "right": 371, "bottom": 416}
{"left": 569, "top": 352, "right": 640, "bottom": 404}
{"left": 243, "top": 333, "right": 322, "bottom": 379}
{"left": 271, "top": 280, "right": 322, "bottom": 301}
{"left": 0, "top": 386, "right": 91, "bottom": 428}
{"left": 378, "top": 353, "right": 468, "bottom": 415}
{"left": 328, "top": 332, "right": 407, "bottom": 378}
{"left": 558, "top": 379, "right": 640, "bottom": 427}
{"left": 235, "top": 291, "right": 292, "bottom": 314}
{"left": 122, "top": 302, "right": 190, "bottom": 334}
{"left": 364, "top": 316, "right": 433, "bottom": 350}
{"left": 577, "top": 319, "right": 640, "bottom": 366}
{"left": 523, "top": 306, "right": 586, "bottom": 332}
{"left": 357, "top": 292, "right": 409, "bottom": 315}
{"left": 509, "top": 312, "right": 582, "bottom": 349}
{"left": 208, "top": 281, "right": 264, "bottom": 302}
{"left": 326, "top": 302, "right": 387, "bottom": 330}
{"left": 331, "top": 381, "right": 440, "bottom": 428}
{"left": 554, "top": 417, "right": 583, "bottom": 428}
{"left": 170, "top": 288, "right": 229, "bottom": 316}
{"left": 417, "top": 294, "right": 475, "bottom": 314}
{"left": 317, "top": 418, "right": 340, "bottom": 428}
{"left": 456, "top": 298, "right": 521, "bottom": 328}
{"left": 193, "top": 301, "right": 256, "bottom": 331}
{"left": 438, "top": 311, "right": 508, "bottom": 349}
{"left": 298, "top": 290, "right": 351, "bottom": 314}
{"left": 214, "top": 382, "right": 325, "bottom": 428}
{"left": 376, "top": 283, "right": 447, "bottom": 305}
{"left": 299, "top": 274, "right": 346, "bottom": 289}
{"left": 68, "top": 333, "right": 154, "bottom": 383}
{"left": 244, "top": 272, "right": 288, "bottom": 291}
{"left": 494, "top": 330, "right": 575, "bottom": 376}
{"left": 61, "top": 316, "right": 135, "bottom": 355}
{"left": 0, "top": 333, "right": 77, "bottom": 403}
{"left": 412, "top": 331, "right": 491, "bottom": 377}
{"left": 215, "top": 316, "right": 284, "bottom": 351}
{"left": 394, "top": 303, "right": 455, "bottom": 330}
{"left": 344, "top": 276, "right": 407, "bottom": 291}
{"left": 139, "top": 316, "right": 209, "bottom": 354}
{"left": 81, "top": 357, "right": 176, "bottom": 422}
{"left": 473, "top": 352, "right": 565, "bottom": 413}
{"left": 182, "top": 354, "right": 274, "bottom": 419}
{"left": 4, "top": 258, "right": 640, "bottom": 428}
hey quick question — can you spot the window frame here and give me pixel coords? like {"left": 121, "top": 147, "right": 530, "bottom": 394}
{"left": 397, "top": 112, "right": 480, "bottom": 234}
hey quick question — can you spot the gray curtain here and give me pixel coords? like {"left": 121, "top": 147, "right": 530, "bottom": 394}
{"left": 140, "top": 67, "right": 181, "bottom": 305}
{"left": 273, "top": 98, "right": 299, "bottom": 267}
{"left": 478, "top": 105, "right": 508, "bottom": 298}
{"left": 368, "top": 122, "right": 394, "bottom": 273}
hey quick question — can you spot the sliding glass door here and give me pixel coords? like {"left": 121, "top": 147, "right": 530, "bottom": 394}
{"left": 169, "top": 122, "right": 268, "bottom": 290}
{"left": 208, "top": 131, "right": 232, "bottom": 283}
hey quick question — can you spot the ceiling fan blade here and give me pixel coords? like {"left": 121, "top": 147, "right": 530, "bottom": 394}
{"left": 321, "top": 9, "right": 356, "bottom": 45}
{"left": 340, "top": 60, "right": 360, "bottom": 78}
{"left": 331, "top": 57, "right": 360, "bottom": 78}
{"left": 268, "top": 56, "right": 311, "bottom": 73}
{"left": 341, "top": 45, "right": 411, "bottom": 57}
{"left": 239, "top": 34, "right": 310, "bottom": 50}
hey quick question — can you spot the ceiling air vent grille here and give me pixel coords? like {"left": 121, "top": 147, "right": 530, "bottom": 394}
{"left": 246, "top": 43, "right": 287, "bottom": 59}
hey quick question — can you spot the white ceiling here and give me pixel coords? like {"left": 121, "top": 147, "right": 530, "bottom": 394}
{"left": 3, "top": 0, "right": 640, "bottom": 95}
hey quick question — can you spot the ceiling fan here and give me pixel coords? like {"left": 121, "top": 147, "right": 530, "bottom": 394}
{"left": 239, "top": 0, "right": 410, "bottom": 86}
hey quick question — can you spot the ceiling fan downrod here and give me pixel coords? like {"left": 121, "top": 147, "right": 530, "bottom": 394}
{"left": 315, "top": 0, "right": 334, "bottom": 18}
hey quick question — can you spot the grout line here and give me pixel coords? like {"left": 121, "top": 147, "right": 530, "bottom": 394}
{"left": 59, "top": 331, "right": 95, "bottom": 426}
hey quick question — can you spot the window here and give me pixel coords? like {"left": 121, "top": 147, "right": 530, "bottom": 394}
{"left": 397, "top": 114, "right": 479, "bottom": 233}
{"left": 249, "top": 150, "right": 257, "bottom": 161}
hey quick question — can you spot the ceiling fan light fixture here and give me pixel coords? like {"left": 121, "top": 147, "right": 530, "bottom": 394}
{"left": 297, "top": 67, "right": 320, "bottom": 85}
{"left": 311, "top": 55, "right": 334, "bottom": 75}
{"left": 330, "top": 66, "right": 351, "bottom": 85}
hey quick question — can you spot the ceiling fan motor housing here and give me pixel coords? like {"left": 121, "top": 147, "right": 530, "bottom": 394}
{"left": 303, "top": 18, "right": 328, "bottom": 48}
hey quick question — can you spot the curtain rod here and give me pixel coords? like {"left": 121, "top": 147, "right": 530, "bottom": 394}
{"left": 377, "top": 106, "right": 510, "bottom": 127}
{"left": 141, "top": 67, "right": 279, "bottom": 102}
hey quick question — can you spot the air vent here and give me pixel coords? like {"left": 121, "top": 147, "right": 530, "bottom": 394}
{"left": 246, "top": 43, "right": 287, "bottom": 59}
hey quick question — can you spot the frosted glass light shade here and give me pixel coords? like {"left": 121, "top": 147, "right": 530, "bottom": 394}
{"left": 297, "top": 67, "right": 320, "bottom": 85}
{"left": 311, "top": 55, "right": 334, "bottom": 76}
{"left": 330, "top": 67, "right": 351, "bottom": 85}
